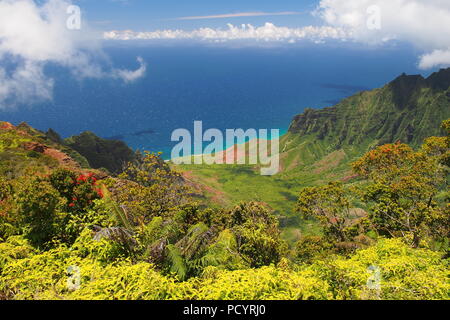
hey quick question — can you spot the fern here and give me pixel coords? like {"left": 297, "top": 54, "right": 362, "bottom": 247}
{"left": 193, "top": 229, "right": 246, "bottom": 272}
{"left": 166, "top": 244, "right": 187, "bottom": 281}
{"left": 101, "top": 185, "right": 133, "bottom": 230}
{"left": 176, "top": 223, "right": 212, "bottom": 260}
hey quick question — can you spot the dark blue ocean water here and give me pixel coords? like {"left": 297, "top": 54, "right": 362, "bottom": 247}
{"left": 0, "top": 42, "right": 426, "bottom": 158}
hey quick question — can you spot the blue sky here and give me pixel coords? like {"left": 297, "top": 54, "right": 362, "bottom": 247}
{"left": 76, "top": 0, "right": 321, "bottom": 30}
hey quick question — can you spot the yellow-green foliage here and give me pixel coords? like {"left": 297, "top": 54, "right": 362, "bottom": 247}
{"left": 0, "top": 236, "right": 35, "bottom": 272}
{"left": 0, "top": 131, "right": 32, "bottom": 153}
{"left": 313, "top": 238, "right": 450, "bottom": 300}
{"left": 190, "top": 266, "right": 330, "bottom": 300}
{"left": 71, "top": 229, "right": 130, "bottom": 264}
{"left": 0, "top": 245, "right": 329, "bottom": 300}
{"left": 0, "top": 130, "right": 59, "bottom": 178}
{"left": 1, "top": 235, "right": 447, "bottom": 300}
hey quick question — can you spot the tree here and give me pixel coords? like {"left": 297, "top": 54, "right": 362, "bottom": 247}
{"left": 295, "top": 236, "right": 334, "bottom": 264}
{"left": 296, "top": 182, "right": 354, "bottom": 243}
{"left": 229, "top": 202, "right": 286, "bottom": 268}
{"left": 352, "top": 135, "right": 448, "bottom": 247}
{"left": 115, "top": 152, "right": 193, "bottom": 223}
{"left": 13, "top": 177, "right": 62, "bottom": 247}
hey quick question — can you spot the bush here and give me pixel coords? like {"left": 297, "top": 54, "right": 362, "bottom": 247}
{"left": 229, "top": 202, "right": 286, "bottom": 268}
{"left": 295, "top": 236, "right": 334, "bottom": 264}
{"left": 0, "top": 237, "right": 447, "bottom": 300}
{"left": 312, "top": 238, "right": 450, "bottom": 300}
{"left": 0, "top": 236, "right": 35, "bottom": 273}
{"left": 49, "top": 169, "right": 103, "bottom": 214}
{"left": 13, "top": 177, "right": 62, "bottom": 247}
{"left": 191, "top": 266, "right": 331, "bottom": 300}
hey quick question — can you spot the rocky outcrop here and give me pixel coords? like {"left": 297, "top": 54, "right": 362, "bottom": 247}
{"left": 23, "top": 142, "right": 80, "bottom": 168}
{"left": 0, "top": 122, "right": 15, "bottom": 130}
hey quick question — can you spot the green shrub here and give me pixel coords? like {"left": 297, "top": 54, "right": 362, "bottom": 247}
{"left": 295, "top": 236, "right": 334, "bottom": 264}
{"left": 312, "top": 238, "right": 450, "bottom": 300}
{"left": 0, "top": 238, "right": 447, "bottom": 300}
{"left": 229, "top": 202, "right": 286, "bottom": 268}
{"left": 13, "top": 177, "right": 62, "bottom": 247}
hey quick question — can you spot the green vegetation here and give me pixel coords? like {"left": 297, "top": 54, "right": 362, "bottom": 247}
{"left": 0, "top": 119, "right": 448, "bottom": 300}
{"left": 65, "top": 131, "right": 138, "bottom": 174}
{"left": 177, "top": 69, "right": 450, "bottom": 242}
{"left": 0, "top": 70, "right": 449, "bottom": 300}
{"left": 0, "top": 236, "right": 448, "bottom": 300}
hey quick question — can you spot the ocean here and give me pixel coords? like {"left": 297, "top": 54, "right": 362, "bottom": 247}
{"left": 0, "top": 41, "right": 425, "bottom": 158}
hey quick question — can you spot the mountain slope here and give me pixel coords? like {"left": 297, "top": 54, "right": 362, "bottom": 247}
{"left": 0, "top": 121, "right": 90, "bottom": 177}
{"left": 281, "top": 68, "right": 450, "bottom": 171}
{"left": 177, "top": 69, "right": 450, "bottom": 235}
{"left": 65, "top": 131, "right": 137, "bottom": 174}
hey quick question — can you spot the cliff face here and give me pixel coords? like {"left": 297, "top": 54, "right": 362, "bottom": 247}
{"left": 282, "top": 68, "right": 450, "bottom": 171}
{"left": 287, "top": 68, "right": 450, "bottom": 149}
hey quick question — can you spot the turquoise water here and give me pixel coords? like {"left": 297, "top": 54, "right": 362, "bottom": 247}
{"left": 0, "top": 42, "right": 425, "bottom": 159}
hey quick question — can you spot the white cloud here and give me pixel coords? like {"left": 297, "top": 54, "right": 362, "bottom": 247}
{"left": 0, "top": 61, "right": 54, "bottom": 107}
{"left": 0, "top": 0, "right": 146, "bottom": 109}
{"left": 104, "top": 1, "right": 450, "bottom": 70}
{"left": 113, "top": 56, "right": 147, "bottom": 83}
{"left": 104, "top": 23, "right": 350, "bottom": 43}
{"left": 419, "top": 50, "right": 450, "bottom": 70}
{"left": 316, "top": 0, "right": 450, "bottom": 69}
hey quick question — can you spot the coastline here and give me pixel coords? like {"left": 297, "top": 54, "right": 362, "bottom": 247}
{"left": 168, "top": 127, "right": 288, "bottom": 163}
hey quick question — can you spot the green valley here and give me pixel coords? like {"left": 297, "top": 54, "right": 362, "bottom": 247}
{"left": 0, "top": 69, "right": 448, "bottom": 301}
{"left": 176, "top": 69, "right": 450, "bottom": 244}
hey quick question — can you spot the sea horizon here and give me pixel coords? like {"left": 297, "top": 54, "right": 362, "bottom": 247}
{"left": 0, "top": 43, "right": 425, "bottom": 158}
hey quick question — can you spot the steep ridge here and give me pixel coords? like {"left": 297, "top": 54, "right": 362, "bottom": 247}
{"left": 175, "top": 69, "right": 450, "bottom": 223}
{"left": 281, "top": 68, "right": 450, "bottom": 171}
{"left": 0, "top": 121, "right": 89, "bottom": 176}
